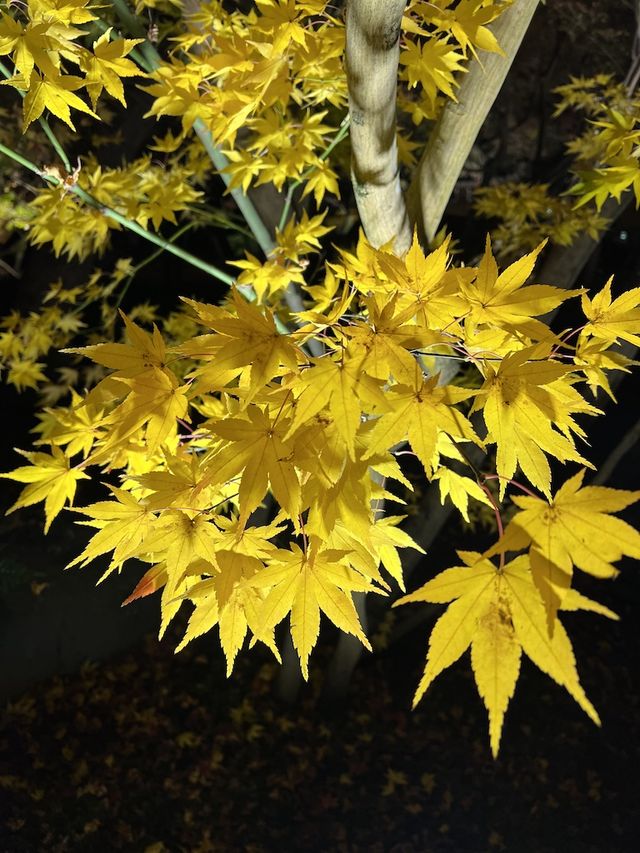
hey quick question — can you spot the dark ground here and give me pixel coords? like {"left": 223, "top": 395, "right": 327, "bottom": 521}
{"left": 0, "top": 527, "right": 639, "bottom": 853}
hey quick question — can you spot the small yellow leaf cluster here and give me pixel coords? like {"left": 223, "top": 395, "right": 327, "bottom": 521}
{"left": 474, "top": 182, "right": 609, "bottom": 259}
{"left": 550, "top": 77, "right": 640, "bottom": 211}
{"left": 0, "top": 187, "right": 34, "bottom": 242}
{"left": 28, "top": 156, "right": 202, "bottom": 260}
{"left": 0, "top": 305, "right": 84, "bottom": 392}
{"left": 0, "top": 265, "right": 199, "bottom": 397}
{"left": 0, "top": 1, "right": 146, "bottom": 130}
{"left": 232, "top": 210, "right": 333, "bottom": 300}
{"left": 475, "top": 78, "right": 640, "bottom": 254}
{"left": 399, "top": 0, "right": 511, "bottom": 125}
{"left": 553, "top": 74, "right": 630, "bottom": 119}
{"left": 142, "top": 0, "right": 346, "bottom": 197}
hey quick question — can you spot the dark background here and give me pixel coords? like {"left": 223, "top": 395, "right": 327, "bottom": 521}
{"left": 1, "top": 2, "right": 640, "bottom": 851}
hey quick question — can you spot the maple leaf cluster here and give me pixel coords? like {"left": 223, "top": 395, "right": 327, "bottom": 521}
{"left": 5, "top": 227, "right": 640, "bottom": 755}
{"left": 0, "top": 0, "right": 144, "bottom": 130}
{"left": 475, "top": 75, "right": 640, "bottom": 255}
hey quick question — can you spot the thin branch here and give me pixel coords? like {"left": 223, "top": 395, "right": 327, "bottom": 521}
{"left": 0, "top": 140, "right": 235, "bottom": 286}
{"left": 109, "top": 0, "right": 275, "bottom": 256}
{"left": 406, "top": 0, "right": 541, "bottom": 242}
{"left": 193, "top": 119, "right": 275, "bottom": 257}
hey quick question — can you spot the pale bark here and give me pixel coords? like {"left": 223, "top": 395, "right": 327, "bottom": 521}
{"left": 406, "top": 0, "right": 541, "bottom": 242}
{"left": 345, "top": 0, "right": 412, "bottom": 254}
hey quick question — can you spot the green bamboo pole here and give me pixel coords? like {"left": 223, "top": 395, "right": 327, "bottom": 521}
{"left": 109, "top": 0, "right": 276, "bottom": 256}
{"left": 108, "top": 0, "right": 324, "bottom": 350}
{"left": 277, "top": 116, "right": 350, "bottom": 232}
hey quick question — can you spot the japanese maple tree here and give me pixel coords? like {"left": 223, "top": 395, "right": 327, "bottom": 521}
{"left": 2, "top": 0, "right": 640, "bottom": 757}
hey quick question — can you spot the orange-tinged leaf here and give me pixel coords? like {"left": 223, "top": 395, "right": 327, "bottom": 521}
{"left": 122, "top": 563, "right": 167, "bottom": 606}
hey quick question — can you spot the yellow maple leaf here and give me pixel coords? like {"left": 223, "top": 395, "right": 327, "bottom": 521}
{"left": 66, "top": 486, "right": 158, "bottom": 575}
{"left": 395, "top": 553, "right": 601, "bottom": 756}
{"left": 343, "top": 294, "right": 441, "bottom": 385}
{"left": 428, "top": 0, "right": 507, "bottom": 59}
{"left": 250, "top": 542, "right": 375, "bottom": 679}
{"left": 80, "top": 28, "right": 145, "bottom": 108}
{"left": 461, "top": 236, "right": 575, "bottom": 335}
{"left": 581, "top": 276, "right": 640, "bottom": 347}
{"left": 176, "top": 551, "right": 280, "bottom": 672}
{"left": 67, "top": 312, "right": 168, "bottom": 379}
{"left": 18, "top": 70, "right": 98, "bottom": 131}
{"left": 138, "top": 510, "right": 222, "bottom": 587}
{"left": 6, "top": 358, "right": 47, "bottom": 391}
{"left": 286, "top": 349, "right": 387, "bottom": 459}
{"left": 254, "top": 0, "right": 309, "bottom": 52}
{"left": 473, "top": 348, "right": 596, "bottom": 498}
{"left": 401, "top": 36, "right": 467, "bottom": 111}
{"left": 492, "top": 470, "right": 640, "bottom": 626}
{"left": 89, "top": 369, "right": 188, "bottom": 457}
{"left": 2, "top": 446, "right": 88, "bottom": 533}
{"left": 375, "top": 233, "right": 465, "bottom": 332}
{"left": 365, "top": 373, "right": 479, "bottom": 477}
{"left": 184, "top": 291, "right": 302, "bottom": 393}
{"left": 432, "top": 468, "right": 493, "bottom": 522}
{"left": 204, "top": 403, "right": 301, "bottom": 526}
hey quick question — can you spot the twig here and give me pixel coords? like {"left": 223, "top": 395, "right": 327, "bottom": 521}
{"left": 593, "top": 416, "right": 640, "bottom": 485}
